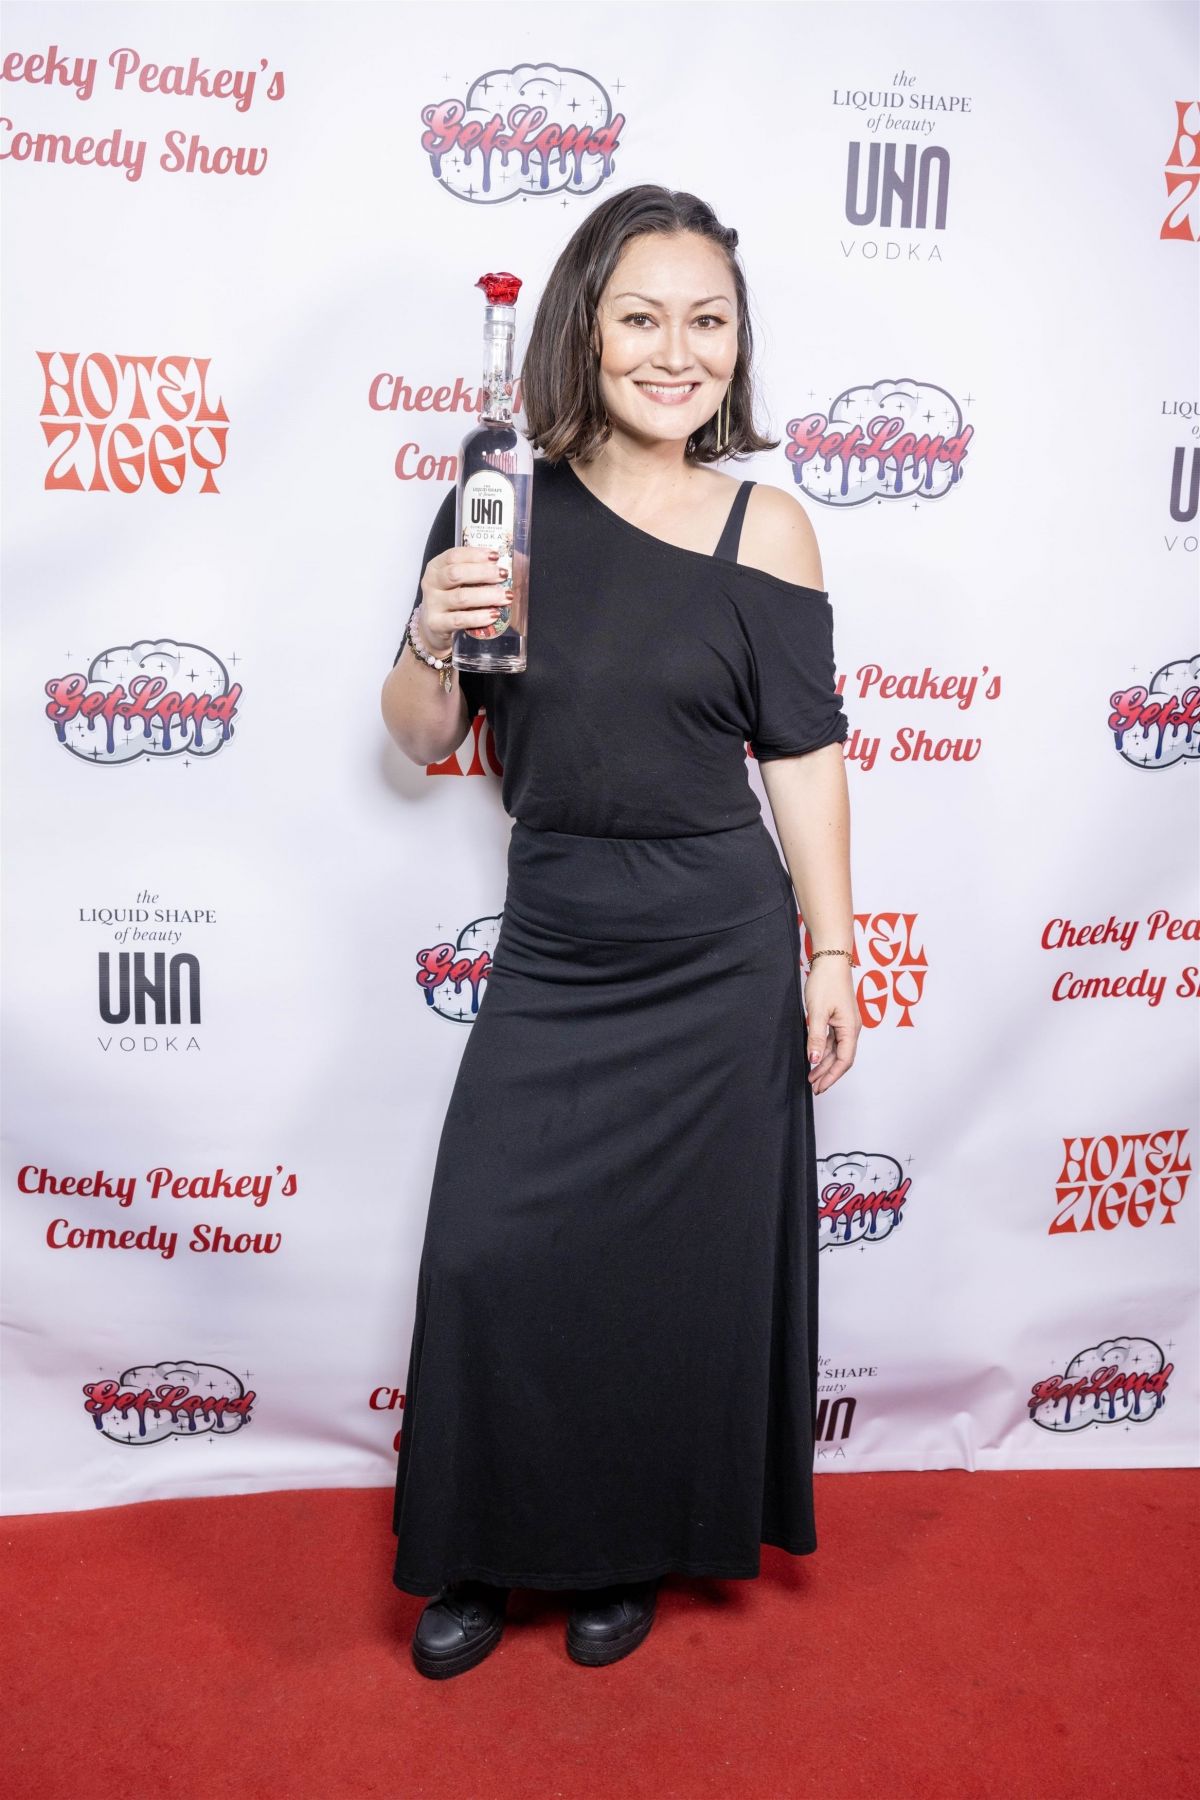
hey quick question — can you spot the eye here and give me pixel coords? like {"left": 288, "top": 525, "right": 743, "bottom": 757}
{"left": 619, "top": 310, "right": 731, "bottom": 328}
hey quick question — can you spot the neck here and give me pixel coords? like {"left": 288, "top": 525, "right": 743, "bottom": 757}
{"left": 573, "top": 431, "right": 693, "bottom": 502}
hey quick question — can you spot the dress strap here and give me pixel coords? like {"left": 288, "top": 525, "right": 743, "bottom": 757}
{"left": 712, "top": 480, "right": 756, "bottom": 563}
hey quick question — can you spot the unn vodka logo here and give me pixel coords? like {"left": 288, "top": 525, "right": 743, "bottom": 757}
{"left": 98, "top": 951, "right": 201, "bottom": 1025}
{"left": 844, "top": 141, "right": 949, "bottom": 231}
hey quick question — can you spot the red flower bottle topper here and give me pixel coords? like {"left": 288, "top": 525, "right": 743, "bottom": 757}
{"left": 476, "top": 272, "right": 523, "bottom": 305}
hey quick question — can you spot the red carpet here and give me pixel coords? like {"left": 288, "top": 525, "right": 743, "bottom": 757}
{"left": 1, "top": 1469, "right": 1194, "bottom": 1800}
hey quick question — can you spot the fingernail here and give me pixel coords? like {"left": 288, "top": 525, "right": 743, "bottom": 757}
{"left": 488, "top": 550, "right": 500, "bottom": 559}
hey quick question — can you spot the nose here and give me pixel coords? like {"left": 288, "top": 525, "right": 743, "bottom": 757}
{"left": 649, "top": 319, "right": 695, "bottom": 373}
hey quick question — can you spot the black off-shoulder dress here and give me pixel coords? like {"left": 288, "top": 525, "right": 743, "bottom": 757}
{"left": 391, "top": 455, "right": 848, "bottom": 1594}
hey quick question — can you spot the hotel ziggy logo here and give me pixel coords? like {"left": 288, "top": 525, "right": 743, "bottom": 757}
{"left": 44, "top": 640, "right": 242, "bottom": 763}
{"left": 1161, "top": 100, "right": 1199, "bottom": 242}
{"left": 1051, "top": 1130, "right": 1191, "bottom": 1234}
{"left": 785, "top": 379, "right": 972, "bottom": 505}
{"left": 420, "top": 62, "right": 624, "bottom": 202}
{"left": 38, "top": 352, "right": 228, "bottom": 493}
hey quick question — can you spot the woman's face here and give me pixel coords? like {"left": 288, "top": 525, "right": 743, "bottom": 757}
{"left": 593, "top": 231, "right": 738, "bottom": 453}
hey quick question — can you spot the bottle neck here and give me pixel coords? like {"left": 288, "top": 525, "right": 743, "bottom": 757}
{"left": 481, "top": 304, "right": 515, "bottom": 423}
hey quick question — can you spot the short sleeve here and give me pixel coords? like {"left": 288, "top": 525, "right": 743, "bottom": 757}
{"left": 744, "top": 581, "right": 849, "bottom": 762}
{"left": 392, "top": 484, "right": 490, "bottom": 724}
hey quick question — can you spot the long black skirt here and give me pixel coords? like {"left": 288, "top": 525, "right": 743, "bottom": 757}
{"left": 391, "top": 815, "right": 821, "bottom": 1595}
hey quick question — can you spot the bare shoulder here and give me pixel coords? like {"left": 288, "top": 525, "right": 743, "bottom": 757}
{"left": 738, "top": 482, "right": 825, "bottom": 591}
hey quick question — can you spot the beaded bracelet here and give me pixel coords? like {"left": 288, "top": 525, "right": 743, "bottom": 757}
{"left": 405, "top": 603, "right": 454, "bottom": 694}
{"left": 809, "top": 949, "right": 854, "bottom": 964}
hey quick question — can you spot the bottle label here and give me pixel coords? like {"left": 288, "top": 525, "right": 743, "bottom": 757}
{"left": 461, "top": 469, "right": 514, "bottom": 636}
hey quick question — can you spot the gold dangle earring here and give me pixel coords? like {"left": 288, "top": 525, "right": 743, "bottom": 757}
{"left": 716, "top": 381, "right": 733, "bottom": 453}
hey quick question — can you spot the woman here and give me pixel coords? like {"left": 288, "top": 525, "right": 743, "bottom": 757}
{"left": 380, "top": 185, "right": 858, "bottom": 1679}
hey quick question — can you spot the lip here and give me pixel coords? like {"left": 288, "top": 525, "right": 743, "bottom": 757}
{"left": 633, "top": 380, "right": 701, "bottom": 407}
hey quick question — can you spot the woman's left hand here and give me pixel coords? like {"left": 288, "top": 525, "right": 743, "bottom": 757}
{"left": 803, "top": 957, "right": 860, "bottom": 1094}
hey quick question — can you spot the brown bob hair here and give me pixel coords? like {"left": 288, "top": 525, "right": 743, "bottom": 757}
{"left": 520, "top": 184, "right": 780, "bottom": 466}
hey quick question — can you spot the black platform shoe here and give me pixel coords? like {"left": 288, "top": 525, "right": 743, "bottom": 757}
{"left": 411, "top": 1578, "right": 510, "bottom": 1679}
{"left": 565, "top": 1578, "right": 660, "bottom": 1666}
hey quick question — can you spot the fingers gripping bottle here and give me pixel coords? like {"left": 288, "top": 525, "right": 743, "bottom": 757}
{"left": 452, "top": 271, "right": 533, "bottom": 674}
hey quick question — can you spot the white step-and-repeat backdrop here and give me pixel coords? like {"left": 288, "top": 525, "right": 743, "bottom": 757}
{"left": 2, "top": 0, "right": 1197, "bottom": 1515}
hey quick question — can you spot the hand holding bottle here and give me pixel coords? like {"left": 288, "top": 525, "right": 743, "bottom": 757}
{"left": 418, "top": 546, "right": 510, "bottom": 656}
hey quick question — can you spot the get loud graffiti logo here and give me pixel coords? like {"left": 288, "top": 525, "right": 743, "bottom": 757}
{"left": 817, "top": 1151, "right": 912, "bottom": 1250}
{"left": 421, "top": 61, "right": 625, "bottom": 202}
{"left": 1109, "top": 653, "right": 1200, "bottom": 770}
{"left": 1028, "top": 1339, "right": 1174, "bottom": 1433}
{"left": 415, "top": 912, "right": 503, "bottom": 1021}
{"left": 82, "top": 1362, "right": 255, "bottom": 1445}
{"left": 44, "top": 639, "right": 242, "bottom": 764}
{"left": 785, "top": 378, "right": 972, "bottom": 505}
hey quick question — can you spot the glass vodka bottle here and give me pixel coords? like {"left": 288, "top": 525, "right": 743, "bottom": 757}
{"left": 452, "top": 271, "right": 533, "bottom": 675}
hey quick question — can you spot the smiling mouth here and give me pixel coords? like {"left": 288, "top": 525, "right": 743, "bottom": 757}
{"left": 633, "top": 381, "right": 701, "bottom": 406}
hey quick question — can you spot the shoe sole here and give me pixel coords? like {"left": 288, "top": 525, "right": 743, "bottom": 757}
{"left": 411, "top": 1617, "right": 505, "bottom": 1679}
{"left": 566, "top": 1600, "right": 656, "bottom": 1667}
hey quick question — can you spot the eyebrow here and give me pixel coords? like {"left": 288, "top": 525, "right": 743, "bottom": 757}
{"left": 612, "top": 292, "right": 733, "bottom": 307}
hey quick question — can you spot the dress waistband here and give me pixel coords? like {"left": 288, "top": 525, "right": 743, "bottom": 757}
{"left": 504, "top": 816, "right": 795, "bottom": 942}
{"left": 512, "top": 817, "right": 764, "bottom": 838}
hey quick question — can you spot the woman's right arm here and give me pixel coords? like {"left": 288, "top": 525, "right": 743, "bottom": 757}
{"left": 380, "top": 489, "right": 508, "bottom": 765}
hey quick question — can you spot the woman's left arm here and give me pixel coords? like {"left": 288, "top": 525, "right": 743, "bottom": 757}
{"left": 761, "top": 748, "right": 859, "bottom": 1095}
{"left": 740, "top": 483, "right": 859, "bottom": 1095}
